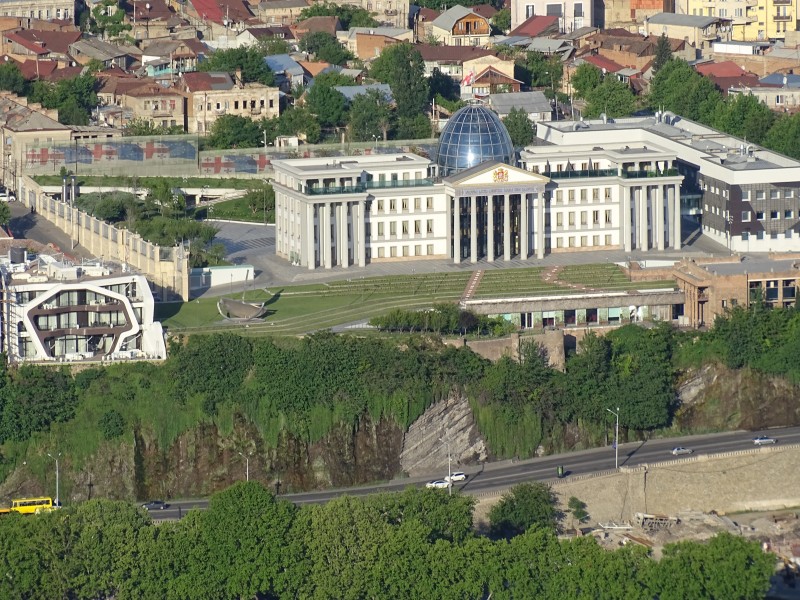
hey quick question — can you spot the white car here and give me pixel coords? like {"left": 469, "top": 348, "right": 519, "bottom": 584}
{"left": 426, "top": 480, "right": 449, "bottom": 489}
{"left": 445, "top": 472, "right": 467, "bottom": 483}
{"left": 0, "top": 190, "right": 15, "bottom": 202}
{"left": 671, "top": 447, "right": 693, "bottom": 456}
{"left": 753, "top": 436, "right": 777, "bottom": 446}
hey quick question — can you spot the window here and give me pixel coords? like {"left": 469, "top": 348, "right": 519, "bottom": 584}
{"left": 742, "top": 190, "right": 750, "bottom": 200}
{"left": 414, "top": 220, "right": 421, "bottom": 234}
{"left": 390, "top": 246, "right": 397, "bottom": 257}
{"left": 414, "top": 197, "right": 421, "bottom": 210}
{"left": 426, "top": 197, "right": 433, "bottom": 210}
{"left": 580, "top": 211, "right": 587, "bottom": 225}
{"left": 777, "top": 95, "right": 785, "bottom": 105}
{"left": 378, "top": 247, "right": 385, "bottom": 258}
{"left": 742, "top": 231, "right": 749, "bottom": 240}
{"left": 771, "top": 190, "right": 780, "bottom": 200}
{"left": 525, "top": 4, "right": 534, "bottom": 18}
{"left": 568, "top": 236, "right": 575, "bottom": 247}
{"left": 427, "top": 244, "right": 434, "bottom": 255}
{"left": 786, "top": 229, "right": 794, "bottom": 238}
{"left": 756, "top": 211, "right": 765, "bottom": 220}
{"left": 742, "top": 210, "right": 751, "bottom": 222}
{"left": 756, "top": 190, "right": 765, "bottom": 200}
{"left": 786, "top": 190, "right": 795, "bottom": 198}
{"left": 568, "top": 212, "right": 575, "bottom": 226}
{"left": 574, "top": 3, "right": 583, "bottom": 16}
{"left": 605, "top": 209, "right": 612, "bottom": 224}
{"left": 389, "top": 222, "right": 396, "bottom": 235}
{"left": 377, "top": 200, "right": 384, "bottom": 211}
{"left": 580, "top": 189, "right": 587, "bottom": 201}
{"left": 390, "top": 199, "right": 396, "bottom": 211}
{"left": 377, "top": 222, "right": 384, "bottom": 236}
{"left": 427, "top": 219, "right": 434, "bottom": 233}
{"left": 605, "top": 234, "right": 612, "bottom": 245}
{"left": 556, "top": 190, "right": 563, "bottom": 202}
{"left": 771, "top": 210, "right": 779, "bottom": 219}
{"left": 593, "top": 235, "right": 600, "bottom": 245}
{"left": 556, "top": 237, "right": 564, "bottom": 248}
{"left": 568, "top": 189, "right": 575, "bottom": 202}
{"left": 556, "top": 213, "right": 563, "bottom": 227}
{"left": 592, "top": 210, "right": 599, "bottom": 224}
{"left": 402, "top": 246, "right": 409, "bottom": 257}
{"left": 402, "top": 198, "right": 408, "bottom": 211}
{"left": 546, "top": 3, "right": 563, "bottom": 15}
{"left": 785, "top": 210, "right": 793, "bottom": 219}
{"left": 580, "top": 235, "right": 587, "bottom": 246}
{"left": 604, "top": 188, "right": 612, "bottom": 199}
{"left": 415, "top": 244, "right": 421, "bottom": 255}
{"left": 402, "top": 222, "right": 408, "bottom": 235}
{"left": 592, "top": 188, "right": 599, "bottom": 201}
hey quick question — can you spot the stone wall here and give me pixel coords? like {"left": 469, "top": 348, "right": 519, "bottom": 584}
{"left": 476, "top": 444, "right": 800, "bottom": 525}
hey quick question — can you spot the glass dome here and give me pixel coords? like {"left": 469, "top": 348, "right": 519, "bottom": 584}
{"left": 436, "top": 105, "right": 514, "bottom": 177}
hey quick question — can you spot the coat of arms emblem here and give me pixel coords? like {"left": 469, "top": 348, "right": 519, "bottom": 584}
{"left": 492, "top": 168, "right": 509, "bottom": 183}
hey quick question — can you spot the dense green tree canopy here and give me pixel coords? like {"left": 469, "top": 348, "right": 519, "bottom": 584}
{"left": 503, "top": 107, "right": 536, "bottom": 147}
{"left": 584, "top": 76, "right": 636, "bottom": 118}
{"left": 206, "top": 114, "right": 264, "bottom": 149}
{"left": 300, "top": 32, "right": 353, "bottom": 66}
{"left": 198, "top": 47, "right": 275, "bottom": 86}
{"left": 306, "top": 82, "right": 348, "bottom": 128}
{"left": 28, "top": 74, "right": 99, "bottom": 125}
{"left": 489, "top": 482, "right": 561, "bottom": 538}
{"left": 0, "top": 61, "right": 25, "bottom": 95}
{"left": 297, "top": 2, "right": 378, "bottom": 28}
{"left": 653, "top": 33, "right": 673, "bottom": 74}
{"left": 571, "top": 62, "right": 602, "bottom": 99}
{"left": 369, "top": 43, "right": 428, "bottom": 119}
{"left": 347, "top": 88, "right": 392, "bottom": 141}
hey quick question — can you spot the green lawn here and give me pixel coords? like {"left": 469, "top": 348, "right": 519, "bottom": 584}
{"left": 204, "top": 196, "right": 274, "bottom": 223}
{"left": 33, "top": 175, "right": 257, "bottom": 190}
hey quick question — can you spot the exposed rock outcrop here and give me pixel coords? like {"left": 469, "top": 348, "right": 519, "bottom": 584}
{"left": 400, "top": 394, "right": 488, "bottom": 476}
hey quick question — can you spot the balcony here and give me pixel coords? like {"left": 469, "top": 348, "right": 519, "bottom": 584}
{"left": 384, "top": 9, "right": 397, "bottom": 15}
{"left": 305, "top": 178, "right": 438, "bottom": 195}
{"left": 621, "top": 168, "right": 679, "bottom": 178}
{"left": 213, "top": 107, "right": 226, "bottom": 115}
{"left": 774, "top": 0, "right": 791, "bottom": 5}
{"left": 250, "top": 106, "right": 262, "bottom": 115}
{"left": 152, "top": 108, "right": 173, "bottom": 117}
{"left": 773, "top": 13, "right": 792, "bottom": 20}
{"left": 546, "top": 168, "right": 618, "bottom": 179}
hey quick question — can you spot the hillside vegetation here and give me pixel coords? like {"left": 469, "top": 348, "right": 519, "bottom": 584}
{"left": 1, "top": 304, "right": 799, "bottom": 501}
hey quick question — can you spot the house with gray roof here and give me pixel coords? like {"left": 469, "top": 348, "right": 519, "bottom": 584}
{"left": 332, "top": 84, "right": 393, "bottom": 104}
{"left": 265, "top": 53, "right": 306, "bottom": 91}
{"left": 431, "top": 5, "right": 492, "bottom": 47}
{"left": 488, "top": 91, "right": 552, "bottom": 122}
{"left": 643, "top": 13, "right": 728, "bottom": 50}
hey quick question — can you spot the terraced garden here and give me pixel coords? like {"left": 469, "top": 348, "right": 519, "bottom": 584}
{"left": 157, "top": 264, "right": 677, "bottom": 336}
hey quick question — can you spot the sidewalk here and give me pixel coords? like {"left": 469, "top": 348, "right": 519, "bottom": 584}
{"left": 8, "top": 202, "right": 96, "bottom": 261}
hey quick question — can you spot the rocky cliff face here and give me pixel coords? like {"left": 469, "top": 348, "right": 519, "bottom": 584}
{"left": 399, "top": 394, "right": 488, "bottom": 476}
{"left": 675, "top": 363, "right": 800, "bottom": 431}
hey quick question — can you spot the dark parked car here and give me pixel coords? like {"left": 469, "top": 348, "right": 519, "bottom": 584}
{"left": 142, "top": 500, "right": 169, "bottom": 511}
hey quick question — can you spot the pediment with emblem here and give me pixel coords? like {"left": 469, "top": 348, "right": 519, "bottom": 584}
{"left": 444, "top": 161, "right": 550, "bottom": 188}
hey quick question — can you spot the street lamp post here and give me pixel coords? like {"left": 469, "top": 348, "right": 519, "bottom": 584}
{"left": 47, "top": 452, "right": 61, "bottom": 506}
{"left": 440, "top": 434, "right": 452, "bottom": 496}
{"left": 606, "top": 407, "right": 620, "bottom": 470}
{"left": 238, "top": 452, "right": 250, "bottom": 481}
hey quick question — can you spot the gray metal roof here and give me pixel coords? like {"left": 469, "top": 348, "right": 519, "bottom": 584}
{"left": 264, "top": 53, "right": 304, "bottom": 76}
{"left": 760, "top": 73, "right": 800, "bottom": 88}
{"left": 432, "top": 5, "right": 481, "bottom": 31}
{"left": 489, "top": 91, "right": 551, "bottom": 116}
{"left": 333, "top": 83, "right": 393, "bottom": 103}
{"left": 647, "top": 13, "right": 718, "bottom": 29}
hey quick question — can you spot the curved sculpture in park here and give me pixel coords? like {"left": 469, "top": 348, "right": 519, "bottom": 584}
{"left": 217, "top": 298, "right": 267, "bottom": 320}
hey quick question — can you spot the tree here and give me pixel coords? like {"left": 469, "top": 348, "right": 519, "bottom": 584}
{"left": 124, "top": 117, "right": 184, "bottom": 136}
{"left": 369, "top": 43, "right": 428, "bottom": 119}
{"left": 567, "top": 496, "right": 588, "bottom": 526}
{"left": 298, "top": 2, "right": 378, "bottom": 28}
{"left": 306, "top": 84, "right": 348, "bottom": 128}
{"left": 491, "top": 8, "right": 511, "bottom": 33}
{"left": 90, "top": 0, "right": 131, "bottom": 39}
{"left": 199, "top": 47, "right": 275, "bottom": 86}
{"left": 98, "top": 409, "right": 125, "bottom": 439}
{"left": 713, "top": 93, "right": 775, "bottom": 145}
{"left": 518, "top": 51, "right": 562, "bottom": 92}
{"left": 396, "top": 114, "right": 431, "bottom": 139}
{"left": 488, "top": 482, "right": 561, "bottom": 539}
{"left": 763, "top": 113, "right": 800, "bottom": 159}
{"left": 278, "top": 106, "right": 322, "bottom": 143}
{"left": 28, "top": 73, "right": 99, "bottom": 126}
{"left": 0, "top": 61, "right": 25, "bottom": 94}
{"left": 348, "top": 88, "right": 392, "bottom": 141}
{"left": 503, "top": 107, "right": 535, "bottom": 146}
{"left": 243, "top": 182, "right": 275, "bottom": 219}
{"left": 206, "top": 114, "right": 264, "bottom": 149}
{"left": 584, "top": 77, "right": 636, "bottom": 119}
{"left": 256, "top": 36, "right": 292, "bottom": 56}
{"left": 428, "top": 68, "right": 460, "bottom": 102}
{"left": 648, "top": 58, "right": 722, "bottom": 122}
{"left": 300, "top": 32, "right": 353, "bottom": 66}
{"left": 0, "top": 202, "right": 11, "bottom": 227}
{"left": 653, "top": 33, "right": 673, "bottom": 74}
{"left": 571, "top": 63, "right": 602, "bottom": 99}
{"left": 653, "top": 533, "right": 774, "bottom": 600}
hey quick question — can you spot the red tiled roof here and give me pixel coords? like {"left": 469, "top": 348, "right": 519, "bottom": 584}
{"left": 47, "top": 65, "right": 84, "bottom": 81}
{"left": 189, "top": 0, "right": 253, "bottom": 25}
{"left": 123, "top": 0, "right": 174, "bottom": 21}
{"left": 290, "top": 16, "right": 342, "bottom": 37}
{"left": 4, "top": 29, "right": 82, "bottom": 55}
{"left": 583, "top": 54, "right": 625, "bottom": 73}
{"left": 471, "top": 4, "right": 497, "bottom": 18}
{"left": 297, "top": 60, "right": 331, "bottom": 77}
{"left": 708, "top": 74, "right": 765, "bottom": 93}
{"left": 474, "top": 65, "right": 521, "bottom": 83}
{"left": 417, "top": 8, "right": 440, "bottom": 22}
{"left": 416, "top": 43, "right": 496, "bottom": 62}
{"left": 180, "top": 70, "right": 234, "bottom": 92}
{"left": 509, "top": 15, "right": 558, "bottom": 37}
{"left": 16, "top": 58, "right": 58, "bottom": 80}
{"left": 695, "top": 60, "right": 752, "bottom": 78}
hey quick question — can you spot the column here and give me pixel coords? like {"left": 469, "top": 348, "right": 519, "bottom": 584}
{"left": 536, "top": 194, "right": 545, "bottom": 259}
{"left": 671, "top": 184, "right": 681, "bottom": 249}
{"left": 636, "top": 187, "right": 647, "bottom": 250}
{"left": 520, "top": 193, "right": 529, "bottom": 259}
{"left": 623, "top": 187, "right": 632, "bottom": 252}
{"left": 306, "top": 203, "right": 316, "bottom": 270}
{"left": 337, "top": 202, "right": 348, "bottom": 268}
{"left": 656, "top": 185, "right": 665, "bottom": 251}
{"left": 487, "top": 196, "right": 494, "bottom": 262}
{"left": 470, "top": 195, "right": 477, "bottom": 263}
{"left": 357, "top": 201, "right": 366, "bottom": 267}
{"left": 453, "top": 196, "right": 461, "bottom": 263}
{"left": 321, "top": 203, "right": 331, "bottom": 269}
{"left": 445, "top": 193, "right": 452, "bottom": 260}
{"left": 503, "top": 193, "right": 511, "bottom": 261}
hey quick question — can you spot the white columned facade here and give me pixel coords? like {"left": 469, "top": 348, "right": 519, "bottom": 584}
{"left": 503, "top": 194, "right": 511, "bottom": 261}
{"left": 306, "top": 204, "right": 316, "bottom": 270}
{"left": 470, "top": 195, "right": 478, "bottom": 263}
{"left": 453, "top": 196, "right": 461, "bottom": 263}
{"left": 357, "top": 200, "right": 366, "bottom": 267}
{"left": 337, "top": 202, "right": 348, "bottom": 268}
{"left": 487, "top": 196, "right": 494, "bottom": 262}
{"left": 670, "top": 184, "right": 681, "bottom": 249}
{"left": 637, "top": 187, "right": 648, "bottom": 250}
{"left": 536, "top": 194, "right": 545, "bottom": 259}
{"left": 623, "top": 187, "right": 632, "bottom": 252}
{"left": 520, "top": 193, "right": 529, "bottom": 259}
{"left": 655, "top": 185, "right": 665, "bottom": 251}
{"left": 321, "top": 203, "right": 331, "bottom": 269}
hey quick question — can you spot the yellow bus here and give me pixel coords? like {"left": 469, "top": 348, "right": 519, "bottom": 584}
{"left": 0, "top": 497, "right": 57, "bottom": 515}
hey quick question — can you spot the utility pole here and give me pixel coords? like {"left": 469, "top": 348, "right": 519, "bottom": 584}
{"left": 47, "top": 452, "right": 61, "bottom": 506}
{"left": 606, "top": 407, "right": 620, "bottom": 470}
{"left": 238, "top": 451, "right": 250, "bottom": 481}
{"left": 440, "top": 433, "right": 452, "bottom": 495}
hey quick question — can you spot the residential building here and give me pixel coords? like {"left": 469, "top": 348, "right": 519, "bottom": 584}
{"left": 115, "top": 81, "right": 186, "bottom": 130}
{"left": 463, "top": 67, "right": 524, "bottom": 98}
{"left": 264, "top": 53, "right": 306, "bottom": 91}
{"left": 0, "top": 0, "right": 75, "bottom": 22}
{"left": 642, "top": 13, "right": 727, "bottom": 50}
{"left": 695, "top": 60, "right": 763, "bottom": 93}
{"left": 416, "top": 44, "right": 515, "bottom": 84}
{"left": 68, "top": 38, "right": 139, "bottom": 70}
{"left": 1, "top": 256, "right": 166, "bottom": 363}
{"left": 536, "top": 113, "right": 800, "bottom": 253}
{"left": 121, "top": 0, "right": 180, "bottom": 41}
{"left": 289, "top": 15, "right": 342, "bottom": 39}
{"left": 336, "top": 26, "right": 413, "bottom": 59}
{"left": 323, "top": 0, "right": 410, "bottom": 29}
{"left": 510, "top": 0, "right": 592, "bottom": 34}
{"left": 680, "top": 0, "right": 793, "bottom": 41}
{"left": 508, "top": 14, "right": 560, "bottom": 37}
{"left": 2, "top": 29, "right": 81, "bottom": 61}
{"left": 728, "top": 76, "right": 800, "bottom": 111}
{"left": 602, "top": 0, "right": 673, "bottom": 30}
{"left": 488, "top": 91, "right": 552, "bottom": 122}
{"left": 236, "top": 25, "right": 296, "bottom": 47}
{"left": 585, "top": 30, "right": 696, "bottom": 72}
{"left": 430, "top": 5, "right": 492, "bottom": 47}
{"left": 252, "top": 0, "right": 309, "bottom": 26}
{"left": 180, "top": 70, "right": 280, "bottom": 133}
{"left": 139, "top": 38, "right": 208, "bottom": 78}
